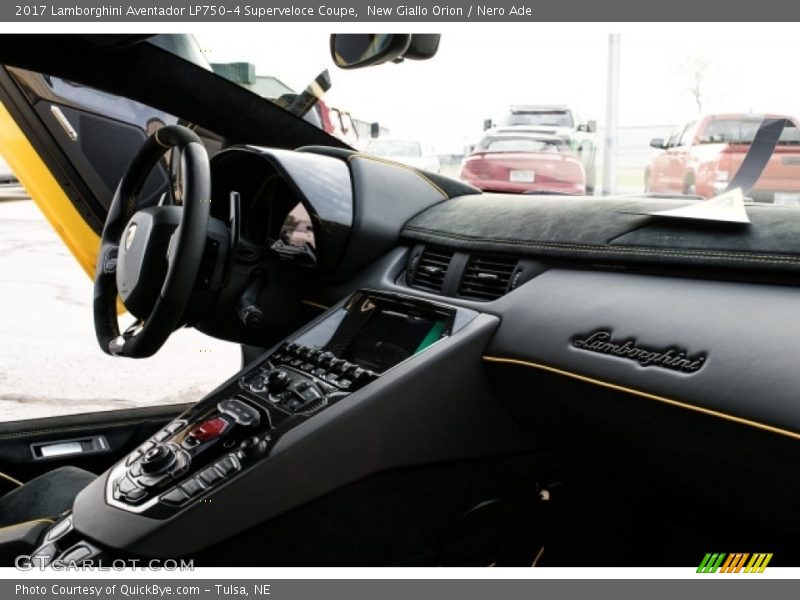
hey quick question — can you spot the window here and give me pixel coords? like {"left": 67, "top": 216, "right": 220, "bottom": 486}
{"left": 0, "top": 72, "right": 239, "bottom": 422}
{"left": 678, "top": 122, "right": 696, "bottom": 146}
{"left": 476, "top": 136, "right": 566, "bottom": 153}
{"left": 701, "top": 119, "right": 800, "bottom": 144}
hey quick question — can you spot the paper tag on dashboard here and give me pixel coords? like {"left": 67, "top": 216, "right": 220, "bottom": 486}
{"left": 632, "top": 188, "right": 751, "bottom": 224}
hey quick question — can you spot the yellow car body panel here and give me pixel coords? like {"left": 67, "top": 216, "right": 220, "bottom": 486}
{"left": 0, "top": 101, "right": 99, "bottom": 279}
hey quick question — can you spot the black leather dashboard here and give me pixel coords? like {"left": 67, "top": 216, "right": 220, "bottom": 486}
{"left": 402, "top": 194, "right": 800, "bottom": 280}
{"left": 484, "top": 268, "right": 800, "bottom": 440}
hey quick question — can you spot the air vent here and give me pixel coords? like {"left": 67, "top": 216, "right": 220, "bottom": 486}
{"left": 458, "top": 254, "right": 519, "bottom": 301}
{"left": 408, "top": 246, "right": 454, "bottom": 293}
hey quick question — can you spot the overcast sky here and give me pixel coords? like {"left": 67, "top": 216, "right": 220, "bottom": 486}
{"left": 196, "top": 29, "right": 800, "bottom": 153}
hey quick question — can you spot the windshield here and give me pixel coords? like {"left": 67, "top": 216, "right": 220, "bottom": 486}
{"left": 700, "top": 119, "right": 800, "bottom": 144}
{"left": 367, "top": 140, "right": 423, "bottom": 157}
{"left": 500, "top": 111, "right": 574, "bottom": 128}
{"left": 476, "top": 136, "right": 566, "bottom": 154}
{"left": 179, "top": 31, "right": 800, "bottom": 203}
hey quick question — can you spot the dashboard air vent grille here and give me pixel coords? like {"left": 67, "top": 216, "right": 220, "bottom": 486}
{"left": 458, "top": 254, "right": 518, "bottom": 301}
{"left": 409, "top": 246, "right": 454, "bottom": 293}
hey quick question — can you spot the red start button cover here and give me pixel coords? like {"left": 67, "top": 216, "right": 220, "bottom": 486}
{"left": 189, "top": 416, "right": 229, "bottom": 442}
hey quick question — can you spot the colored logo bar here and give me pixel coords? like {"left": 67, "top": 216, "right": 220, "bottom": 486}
{"left": 697, "top": 553, "right": 773, "bottom": 573}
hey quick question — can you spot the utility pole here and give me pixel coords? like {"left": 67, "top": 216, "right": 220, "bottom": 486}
{"left": 602, "top": 33, "right": 620, "bottom": 196}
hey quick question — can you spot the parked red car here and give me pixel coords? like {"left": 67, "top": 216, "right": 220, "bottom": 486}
{"left": 646, "top": 113, "right": 800, "bottom": 203}
{"left": 460, "top": 132, "right": 586, "bottom": 194}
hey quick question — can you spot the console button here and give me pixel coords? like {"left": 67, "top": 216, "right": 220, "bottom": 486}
{"left": 117, "top": 476, "right": 139, "bottom": 495}
{"left": 282, "top": 397, "right": 304, "bottom": 412}
{"left": 153, "top": 430, "right": 171, "bottom": 442}
{"left": 215, "top": 455, "right": 240, "bottom": 476}
{"left": 117, "top": 476, "right": 147, "bottom": 502}
{"left": 180, "top": 477, "right": 205, "bottom": 497}
{"left": 284, "top": 342, "right": 299, "bottom": 354}
{"left": 160, "top": 487, "right": 189, "bottom": 506}
{"left": 125, "top": 487, "right": 147, "bottom": 502}
{"left": 198, "top": 466, "right": 223, "bottom": 486}
{"left": 318, "top": 351, "right": 335, "bottom": 366}
{"left": 165, "top": 420, "right": 187, "bottom": 434}
{"left": 189, "top": 416, "right": 229, "bottom": 442}
{"left": 128, "top": 460, "right": 142, "bottom": 477}
{"left": 57, "top": 544, "right": 95, "bottom": 564}
{"left": 300, "top": 387, "right": 323, "bottom": 403}
{"left": 337, "top": 378, "right": 353, "bottom": 390}
{"left": 245, "top": 375, "right": 268, "bottom": 394}
{"left": 136, "top": 472, "right": 169, "bottom": 488}
{"left": 45, "top": 517, "right": 73, "bottom": 543}
{"left": 239, "top": 436, "right": 268, "bottom": 458}
{"left": 137, "top": 440, "right": 156, "bottom": 456}
{"left": 218, "top": 398, "right": 261, "bottom": 426}
{"left": 125, "top": 451, "right": 140, "bottom": 467}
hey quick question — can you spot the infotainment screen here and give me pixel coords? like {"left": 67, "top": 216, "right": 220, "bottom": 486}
{"left": 324, "top": 292, "right": 454, "bottom": 373}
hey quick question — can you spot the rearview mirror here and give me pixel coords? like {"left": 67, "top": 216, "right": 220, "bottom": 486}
{"left": 331, "top": 34, "right": 440, "bottom": 69}
{"left": 650, "top": 137, "right": 666, "bottom": 149}
{"left": 331, "top": 34, "right": 410, "bottom": 69}
{"left": 483, "top": 118, "right": 493, "bottom": 131}
{"left": 402, "top": 34, "right": 441, "bottom": 60}
{"left": 370, "top": 122, "right": 380, "bottom": 138}
{"left": 586, "top": 119, "right": 598, "bottom": 133}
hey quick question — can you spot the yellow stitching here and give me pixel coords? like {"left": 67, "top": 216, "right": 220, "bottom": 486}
{"left": 483, "top": 356, "right": 800, "bottom": 441}
{"left": 0, "top": 518, "right": 54, "bottom": 534}
{"left": 301, "top": 299, "right": 330, "bottom": 310}
{"left": 0, "top": 471, "right": 23, "bottom": 487}
{"left": 404, "top": 226, "right": 800, "bottom": 265}
{"left": 347, "top": 154, "right": 448, "bottom": 200}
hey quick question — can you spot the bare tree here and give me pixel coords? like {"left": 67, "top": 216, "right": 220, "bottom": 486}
{"left": 677, "top": 55, "right": 714, "bottom": 114}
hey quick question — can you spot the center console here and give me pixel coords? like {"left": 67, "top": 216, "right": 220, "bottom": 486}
{"left": 103, "top": 290, "right": 457, "bottom": 518}
{"left": 31, "top": 288, "right": 524, "bottom": 561}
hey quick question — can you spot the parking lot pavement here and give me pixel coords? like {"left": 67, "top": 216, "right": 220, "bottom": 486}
{"left": 0, "top": 198, "right": 241, "bottom": 422}
{"left": 0, "top": 184, "right": 27, "bottom": 200}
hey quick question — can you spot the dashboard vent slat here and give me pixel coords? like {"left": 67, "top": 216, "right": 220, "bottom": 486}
{"left": 408, "top": 246, "right": 454, "bottom": 293}
{"left": 458, "top": 254, "right": 518, "bottom": 301}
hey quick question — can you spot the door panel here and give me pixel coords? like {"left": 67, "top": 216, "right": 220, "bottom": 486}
{"left": 0, "top": 403, "right": 190, "bottom": 483}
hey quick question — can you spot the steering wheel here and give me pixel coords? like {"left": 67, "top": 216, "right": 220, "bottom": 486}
{"left": 93, "top": 125, "right": 210, "bottom": 358}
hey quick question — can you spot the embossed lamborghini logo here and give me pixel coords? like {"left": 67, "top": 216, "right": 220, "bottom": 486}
{"left": 571, "top": 330, "right": 706, "bottom": 373}
{"left": 124, "top": 223, "right": 137, "bottom": 251}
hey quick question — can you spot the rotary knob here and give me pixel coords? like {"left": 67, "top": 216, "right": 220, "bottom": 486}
{"left": 266, "top": 369, "right": 290, "bottom": 391}
{"left": 139, "top": 444, "right": 177, "bottom": 474}
{"left": 239, "top": 436, "right": 268, "bottom": 459}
